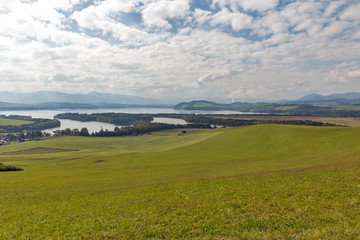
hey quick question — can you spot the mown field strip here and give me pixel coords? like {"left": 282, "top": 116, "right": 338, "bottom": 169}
{"left": 0, "top": 117, "right": 34, "bottom": 126}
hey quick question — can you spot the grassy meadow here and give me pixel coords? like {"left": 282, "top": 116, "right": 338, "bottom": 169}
{"left": 219, "top": 115, "right": 360, "bottom": 127}
{"left": 0, "top": 118, "right": 34, "bottom": 126}
{"left": 0, "top": 125, "right": 359, "bottom": 239}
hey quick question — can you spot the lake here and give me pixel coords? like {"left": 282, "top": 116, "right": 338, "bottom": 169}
{"left": 0, "top": 108, "right": 252, "bottom": 133}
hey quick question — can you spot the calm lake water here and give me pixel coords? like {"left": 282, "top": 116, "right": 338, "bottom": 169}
{"left": 0, "top": 108, "right": 250, "bottom": 134}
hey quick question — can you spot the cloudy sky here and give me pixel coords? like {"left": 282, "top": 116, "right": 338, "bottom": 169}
{"left": 0, "top": 0, "right": 359, "bottom": 101}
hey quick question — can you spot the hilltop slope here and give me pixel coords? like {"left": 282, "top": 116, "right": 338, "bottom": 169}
{"left": 0, "top": 125, "right": 359, "bottom": 239}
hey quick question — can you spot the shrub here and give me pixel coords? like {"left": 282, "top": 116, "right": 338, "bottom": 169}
{"left": 0, "top": 163, "right": 23, "bottom": 172}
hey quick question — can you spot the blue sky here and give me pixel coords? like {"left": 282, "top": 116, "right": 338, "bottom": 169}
{"left": 0, "top": 0, "right": 359, "bottom": 101}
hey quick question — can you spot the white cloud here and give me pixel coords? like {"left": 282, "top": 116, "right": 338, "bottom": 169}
{"left": 323, "top": 1, "right": 346, "bottom": 17}
{"left": 0, "top": 0, "right": 359, "bottom": 99}
{"left": 319, "top": 20, "right": 350, "bottom": 38}
{"left": 237, "top": 0, "right": 279, "bottom": 12}
{"left": 0, "top": 1, "right": 66, "bottom": 39}
{"left": 198, "top": 70, "right": 240, "bottom": 85}
{"left": 340, "top": 3, "right": 360, "bottom": 21}
{"left": 142, "top": 0, "right": 190, "bottom": 29}
{"left": 71, "top": 0, "right": 156, "bottom": 43}
{"left": 211, "top": 8, "right": 252, "bottom": 30}
{"left": 281, "top": 1, "right": 325, "bottom": 36}
{"left": 325, "top": 62, "right": 360, "bottom": 84}
{"left": 193, "top": 8, "right": 212, "bottom": 25}
{"left": 212, "top": 0, "right": 279, "bottom": 12}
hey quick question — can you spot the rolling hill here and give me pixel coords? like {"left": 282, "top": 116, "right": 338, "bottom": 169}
{"left": 0, "top": 125, "right": 359, "bottom": 238}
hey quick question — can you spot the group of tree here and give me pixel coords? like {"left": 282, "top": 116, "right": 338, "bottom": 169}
{"left": 52, "top": 127, "right": 90, "bottom": 137}
{"left": 17, "top": 130, "right": 51, "bottom": 141}
{"left": 154, "top": 114, "right": 340, "bottom": 127}
{"left": 55, "top": 113, "right": 154, "bottom": 126}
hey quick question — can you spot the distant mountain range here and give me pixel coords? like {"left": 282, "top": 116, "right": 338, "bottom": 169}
{"left": 174, "top": 92, "right": 360, "bottom": 113}
{"left": 0, "top": 91, "right": 165, "bottom": 105}
{"left": 296, "top": 92, "right": 360, "bottom": 102}
{"left": 174, "top": 100, "right": 267, "bottom": 111}
{"left": 0, "top": 91, "right": 359, "bottom": 111}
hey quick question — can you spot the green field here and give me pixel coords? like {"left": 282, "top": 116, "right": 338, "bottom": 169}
{"left": 0, "top": 117, "right": 34, "bottom": 126}
{"left": 0, "top": 125, "right": 359, "bottom": 239}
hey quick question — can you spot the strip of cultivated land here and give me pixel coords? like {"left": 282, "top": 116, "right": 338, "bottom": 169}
{"left": 0, "top": 125, "right": 359, "bottom": 239}
{"left": 216, "top": 115, "right": 360, "bottom": 127}
{"left": 0, "top": 117, "right": 34, "bottom": 126}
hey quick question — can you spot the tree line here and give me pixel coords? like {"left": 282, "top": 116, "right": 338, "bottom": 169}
{"left": 154, "top": 114, "right": 341, "bottom": 127}
{"left": 52, "top": 128, "right": 90, "bottom": 137}
{"left": 52, "top": 123, "right": 212, "bottom": 137}
{"left": 55, "top": 113, "right": 153, "bottom": 126}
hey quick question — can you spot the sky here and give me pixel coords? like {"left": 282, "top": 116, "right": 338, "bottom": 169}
{"left": 0, "top": 0, "right": 359, "bottom": 101}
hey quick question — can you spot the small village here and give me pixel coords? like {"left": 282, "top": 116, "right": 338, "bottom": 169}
{"left": 0, "top": 133, "right": 16, "bottom": 145}
{"left": 0, "top": 131, "right": 50, "bottom": 145}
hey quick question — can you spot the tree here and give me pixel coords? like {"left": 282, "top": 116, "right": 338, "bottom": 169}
{"left": 33, "top": 130, "right": 43, "bottom": 138}
{"left": 98, "top": 128, "right": 105, "bottom": 137}
{"left": 64, "top": 128, "right": 72, "bottom": 136}
{"left": 53, "top": 130, "right": 62, "bottom": 136}
{"left": 80, "top": 127, "right": 90, "bottom": 136}
{"left": 18, "top": 132, "right": 25, "bottom": 141}
{"left": 71, "top": 128, "right": 80, "bottom": 136}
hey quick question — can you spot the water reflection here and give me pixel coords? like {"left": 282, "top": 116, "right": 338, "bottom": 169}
{"left": 151, "top": 117, "right": 187, "bottom": 125}
{"left": 44, "top": 119, "right": 120, "bottom": 134}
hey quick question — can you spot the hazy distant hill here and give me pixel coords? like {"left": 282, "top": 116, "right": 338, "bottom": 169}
{"left": 174, "top": 100, "right": 267, "bottom": 111}
{"left": 0, "top": 91, "right": 163, "bottom": 105}
{"left": 1, "top": 91, "right": 360, "bottom": 110}
{"left": 297, "top": 92, "right": 360, "bottom": 102}
{"left": 173, "top": 93, "right": 360, "bottom": 117}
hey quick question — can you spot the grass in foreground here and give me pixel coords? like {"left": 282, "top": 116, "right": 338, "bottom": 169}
{"left": 0, "top": 125, "right": 359, "bottom": 239}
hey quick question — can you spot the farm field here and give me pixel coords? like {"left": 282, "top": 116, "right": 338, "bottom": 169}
{"left": 0, "top": 125, "right": 359, "bottom": 239}
{"left": 0, "top": 117, "right": 34, "bottom": 126}
{"left": 220, "top": 115, "right": 360, "bottom": 127}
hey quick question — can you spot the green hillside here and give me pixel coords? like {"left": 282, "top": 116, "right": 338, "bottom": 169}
{"left": 0, "top": 125, "right": 359, "bottom": 239}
